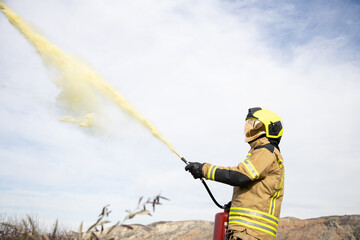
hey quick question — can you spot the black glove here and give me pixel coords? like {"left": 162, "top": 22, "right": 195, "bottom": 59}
{"left": 185, "top": 162, "right": 204, "bottom": 179}
{"left": 224, "top": 201, "right": 232, "bottom": 213}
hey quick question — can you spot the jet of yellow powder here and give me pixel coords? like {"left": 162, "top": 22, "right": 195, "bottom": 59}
{"left": 0, "top": 3, "right": 182, "bottom": 158}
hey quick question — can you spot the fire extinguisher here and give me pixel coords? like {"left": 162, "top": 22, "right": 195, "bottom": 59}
{"left": 213, "top": 202, "right": 230, "bottom": 240}
{"left": 213, "top": 210, "right": 229, "bottom": 240}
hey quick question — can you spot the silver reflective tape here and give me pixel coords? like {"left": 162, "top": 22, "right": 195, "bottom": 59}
{"left": 270, "top": 190, "right": 280, "bottom": 215}
{"left": 230, "top": 208, "right": 278, "bottom": 225}
{"left": 210, "top": 166, "right": 216, "bottom": 180}
{"left": 229, "top": 217, "right": 277, "bottom": 237}
{"left": 244, "top": 160, "right": 259, "bottom": 179}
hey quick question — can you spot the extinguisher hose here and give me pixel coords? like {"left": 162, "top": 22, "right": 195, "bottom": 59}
{"left": 182, "top": 157, "right": 224, "bottom": 209}
{"left": 200, "top": 178, "right": 224, "bottom": 209}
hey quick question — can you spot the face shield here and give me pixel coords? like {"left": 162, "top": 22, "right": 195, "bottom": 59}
{"left": 244, "top": 119, "right": 266, "bottom": 143}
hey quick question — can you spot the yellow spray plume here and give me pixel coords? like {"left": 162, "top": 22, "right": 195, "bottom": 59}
{"left": 0, "top": 3, "right": 182, "bottom": 158}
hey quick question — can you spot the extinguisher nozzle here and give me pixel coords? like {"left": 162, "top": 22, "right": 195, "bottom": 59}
{"left": 181, "top": 157, "right": 189, "bottom": 165}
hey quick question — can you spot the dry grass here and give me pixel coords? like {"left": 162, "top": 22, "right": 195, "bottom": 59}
{"left": 0, "top": 193, "right": 169, "bottom": 240}
{"left": 0, "top": 214, "right": 71, "bottom": 240}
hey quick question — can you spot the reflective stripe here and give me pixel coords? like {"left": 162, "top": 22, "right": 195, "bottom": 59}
{"left": 278, "top": 158, "right": 284, "bottom": 167}
{"left": 269, "top": 173, "right": 284, "bottom": 215}
{"left": 241, "top": 160, "right": 259, "bottom": 180}
{"left": 211, "top": 166, "right": 219, "bottom": 180}
{"left": 207, "top": 165, "right": 218, "bottom": 181}
{"left": 230, "top": 207, "right": 278, "bottom": 226}
{"left": 207, "top": 165, "right": 213, "bottom": 179}
{"left": 229, "top": 216, "right": 277, "bottom": 237}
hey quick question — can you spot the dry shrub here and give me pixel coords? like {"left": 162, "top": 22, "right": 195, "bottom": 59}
{"left": 0, "top": 193, "right": 169, "bottom": 240}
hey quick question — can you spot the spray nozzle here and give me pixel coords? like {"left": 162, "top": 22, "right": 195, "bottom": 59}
{"left": 181, "top": 157, "right": 189, "bottom": 165}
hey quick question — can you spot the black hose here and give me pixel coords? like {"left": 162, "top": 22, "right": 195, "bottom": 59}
{"left": 181, "top": 157, "right": 224, "bottom": 209}
{"left": 200, "top": 178, "right": 224, "bottom": 209}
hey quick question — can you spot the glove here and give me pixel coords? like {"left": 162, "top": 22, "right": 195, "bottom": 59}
{"left": 185, "top": 162, "right": 204, "bottom": 179}
{"left": 224, "top": 201, "right": 232, "bottom": 213}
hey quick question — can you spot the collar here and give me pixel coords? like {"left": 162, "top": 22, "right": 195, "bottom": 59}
{"left": 249, "top": 137, "right": 270, "bottom": 149}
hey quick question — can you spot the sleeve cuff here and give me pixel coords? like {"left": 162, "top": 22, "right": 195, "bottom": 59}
{"left": 202, "top": 163, "right": 212, "bottom": 179}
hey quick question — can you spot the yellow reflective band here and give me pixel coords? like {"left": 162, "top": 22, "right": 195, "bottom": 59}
{"left": 278, "top": 158, "right": 284, "bottom": 168}
{"left": 241, "top": 160, "right": 259, "bottom": 180}
{"left": 230, "top": 207, "right": 278, "bottom": 226}
{"left": 207, "top": 165, "right": 218, "bottom": 181}
{"left": 211, "top": 166, "right": 219, "bottom": 180}
{"left": 245, "top": 153, "right": 252, "bottom": 159}
{"left": 207, "top": 165, "right": 214, "bottom": 179}
{"left": 229, "top": 216, "right": 277, "bottom": 237}
{"left": 269, "top": 173, "right": 284, "bottom": 215}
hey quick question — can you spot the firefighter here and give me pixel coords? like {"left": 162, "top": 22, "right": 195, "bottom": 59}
{"left": 185, "top": 107, "right": 284, "bottom": 240}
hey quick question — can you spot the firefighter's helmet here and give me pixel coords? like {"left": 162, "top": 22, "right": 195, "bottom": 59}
{"left": 244, "top": 107, "right": 283, "bottom": 143}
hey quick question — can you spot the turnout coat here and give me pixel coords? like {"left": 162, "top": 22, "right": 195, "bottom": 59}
{"left": 202, "top": 137, "right": 285, "bottom": 240}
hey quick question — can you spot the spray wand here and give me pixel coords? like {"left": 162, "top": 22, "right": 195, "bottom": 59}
{"left": 181, "top": 156, "right": 224, "bottom": 209}
{"left": 154, "top": 132, "right": 224, "bottom": 209}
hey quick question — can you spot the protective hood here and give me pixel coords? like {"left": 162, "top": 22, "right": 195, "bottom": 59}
{"left": 244, "top": 118, "right": 266, "bottom": 143}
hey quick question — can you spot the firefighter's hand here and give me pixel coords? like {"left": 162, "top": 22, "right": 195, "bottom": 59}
{"left": 224, "top": 201, "right": 232, "bottom": 213}
{"left": 185, "top": 162, "right": 204, "bottom": 179}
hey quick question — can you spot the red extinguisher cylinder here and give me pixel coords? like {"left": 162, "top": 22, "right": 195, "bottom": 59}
{"left": 213, "top": 211, "right": 229, "bottom": 240}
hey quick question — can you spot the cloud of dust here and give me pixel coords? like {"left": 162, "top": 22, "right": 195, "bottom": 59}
{"left": 0, "top": 3, "right": 181, "bottom": 158}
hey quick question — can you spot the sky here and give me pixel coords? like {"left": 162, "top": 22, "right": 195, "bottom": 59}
{"left": 1, "top": 0, "right": 360, "bottom": 231}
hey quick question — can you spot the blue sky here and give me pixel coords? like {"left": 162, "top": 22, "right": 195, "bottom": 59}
{"left": 1, "top": 0, "right": 360, "bottom": 230}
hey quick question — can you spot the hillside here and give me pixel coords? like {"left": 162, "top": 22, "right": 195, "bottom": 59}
{"left": 104, "top": 215, "right": 360, "bottom": 240}
{"left": 277, "top": 215, "right": 360, "bottom": 240}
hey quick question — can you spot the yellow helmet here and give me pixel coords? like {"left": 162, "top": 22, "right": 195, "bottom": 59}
{"left": 245, "top": 107, "right": 283, "bottom": 142}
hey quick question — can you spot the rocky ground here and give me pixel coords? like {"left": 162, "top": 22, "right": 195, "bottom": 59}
{"left": 277, "top": 215, "right": 360, "bottom": 240}
{"left": 99, "top": 215, "right": 360, "bottom": 240}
